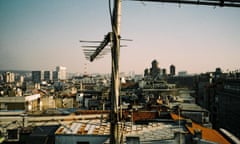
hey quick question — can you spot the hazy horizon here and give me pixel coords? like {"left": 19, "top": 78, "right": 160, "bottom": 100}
{"left": 1, "top": 0, "right": 239, "bottom": 75}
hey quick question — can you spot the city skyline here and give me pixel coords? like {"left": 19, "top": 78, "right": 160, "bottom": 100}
{"left": 0, "top": 0, "right": 240, "bottom": 74}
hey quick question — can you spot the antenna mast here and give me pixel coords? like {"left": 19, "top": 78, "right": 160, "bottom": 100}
{"left": 80, "top": 0, "right": 122, "bottom": 143}
{"left": 110, "top": 0, "right": 122, "bottom": 143}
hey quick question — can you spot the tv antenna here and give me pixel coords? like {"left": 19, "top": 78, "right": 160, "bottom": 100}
{"left": 80, "top": 0, "right": 239, "bottom": 143}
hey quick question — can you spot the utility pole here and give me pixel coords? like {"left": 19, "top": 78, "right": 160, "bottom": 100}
{"left": 82, "top": 0, "right": 122, "bottom": 142}
{"left": 110, "top": 0, "right": 122, "bottom": 144}
{"left": 82, "top": 0, "right": 239, "bottom": 144}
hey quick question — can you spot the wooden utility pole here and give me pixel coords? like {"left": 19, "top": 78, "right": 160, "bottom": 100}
{"left": 83, "top": 1, "right": 239, "bottom": 144}
{"left": 110, "top": 0, "right": 122, "bottom": 143}
{"left": 83, "top": 1, "right": 122, "bottom": 142}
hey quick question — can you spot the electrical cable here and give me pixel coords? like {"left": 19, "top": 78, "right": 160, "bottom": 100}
{"left": 108, "top": 0, "right": 119, "bottom": 42}
{"left": 108, "top": 0, "right": 113, "bottom": 26}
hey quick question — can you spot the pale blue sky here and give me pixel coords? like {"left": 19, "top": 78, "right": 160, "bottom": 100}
{"left": 0, "top": 0, "right": 239, "bottom": 74}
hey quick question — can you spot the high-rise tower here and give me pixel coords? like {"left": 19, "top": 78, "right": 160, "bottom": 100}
{"left": 150, "top": 60, "right": 160, "bottom": 78}
{"left": 32, "top": 71, "right": 44, "bottom": 83}
{"left": 56, "top": 66, "right": 67, "bottom": 80}
{"left": 3, "top": 72, "right": 15, "bottom": 83}
{"left": 170, "top": 64, "right": 176, "bottom": 76}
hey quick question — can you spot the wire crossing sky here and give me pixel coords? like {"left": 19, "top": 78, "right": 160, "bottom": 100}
{"left": 0, "top": 0, "right": 239, "bottom": 74}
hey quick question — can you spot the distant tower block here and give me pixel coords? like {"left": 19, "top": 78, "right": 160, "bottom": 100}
{"left": 151, "top": 59, "right": 159, "bottom": 69}
{"left": 56, "top": 66, "right": 67, "bottom": 80}
{"left": 170, "top": 65, "right": 176, "bottom": 76}
{"left": 32, "top": 71, "right": 44, "bottom": 83}
{"left": 144, "top": 68, "right": 149, "bottom": 76}
{"left": 162, "top": 68, "right": 167, "bottom": 76}
{"left": 150, "top": 59, "right": 160, "bottom": 78}
{"left": 4, "top": 72, "right": 15, "bottom": 83}
{"left": 44, "top": 71, "right": 52, "bottom": 82}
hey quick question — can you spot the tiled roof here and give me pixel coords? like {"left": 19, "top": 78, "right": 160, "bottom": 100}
{"left": 170, "top": 113, "right": 230, "bottom": 144}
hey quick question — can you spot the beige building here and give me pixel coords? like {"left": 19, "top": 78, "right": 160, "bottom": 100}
{"left": 0, "top": 94, "right": 41, "bottom": 111}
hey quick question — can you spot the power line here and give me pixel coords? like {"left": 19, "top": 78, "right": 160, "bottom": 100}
{"left": 128, "top": 0, "right": 240, "bottom": 7}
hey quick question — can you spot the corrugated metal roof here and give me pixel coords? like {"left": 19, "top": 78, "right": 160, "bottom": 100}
{"left": 55, "top": 120, "right": 110, "bottom": 135}
{"left": 55, "top": 114, "right": 231, "bottom": 144}
{"left": 55, "top": 119, "right": 186, "bottom": 143}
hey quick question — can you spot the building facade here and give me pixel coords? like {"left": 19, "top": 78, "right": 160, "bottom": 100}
{"left": 0, "top": 94, "right": 41, "bottom": 111}
{"left": 3, "top": 72, "right": 15, "bottom": 83}
{"left": 56, "top": 66, "right": 67, "bottom": 80}
{"left": 32, "top": 71, "right": 44, "bottom": 83}
{"left": 216, "top": 79, "right": 240, "bottom": 138}
{"left": 195, "top": 69, "right": 240, "bottom": 138}
{"left": 170, "top": 64, "right": 176, "bottom": 76}
{"left": 150, "top": 60, "right": 160, "bottom": 78}
{"left": 44, "top": 71, "right": 52, "bottom": 82}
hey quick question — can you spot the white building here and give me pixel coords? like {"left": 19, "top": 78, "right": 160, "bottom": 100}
{"left": 4, "top": 72, "right": 15, "bottom": 83}
{"left": 0, "top": 94, "right": 41, "bottom": 111}
{"left": 56, "top": 66, "right": 67, "bottom": 80}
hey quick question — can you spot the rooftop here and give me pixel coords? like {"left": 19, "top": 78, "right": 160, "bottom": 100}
{"left": 171, "top": 113, "right": 230, "bottom": 144}
{"left": 55, "top": 119, "right": 186, "bottom": 143}
{"left": 55, "top": 120, "right": 110, "bottom": 135}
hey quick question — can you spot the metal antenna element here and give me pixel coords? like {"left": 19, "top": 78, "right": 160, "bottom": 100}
{"left": 80, "top": 32, "right": 112, "bottom": 61}
{"left": 79, "top": 40, "right": 102, "bottom": 43}
{"left": 89, "top": 32, "right": 112, "bottom": 62}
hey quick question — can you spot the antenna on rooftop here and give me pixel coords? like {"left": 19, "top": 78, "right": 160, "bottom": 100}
{"left": 80, "top": 0, "right": 123, "bottom": 143}
{"left": 79, "top": 0, "right": 239, "bottom": 143}
{"left": 80, "top": 34, "right": 130, "bottom": 61}
{"left": 80, "top": 32, "right": 113, "bottom": 61}
{"left": 84, "top": 63, "right": 87, "bottom": 76}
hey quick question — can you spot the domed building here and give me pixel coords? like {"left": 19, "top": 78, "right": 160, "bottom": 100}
{"left": 150, "top": 59, "right": 160, "bottom": 78}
